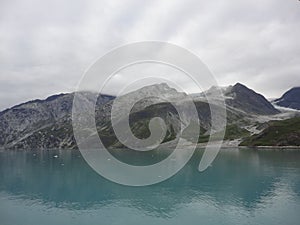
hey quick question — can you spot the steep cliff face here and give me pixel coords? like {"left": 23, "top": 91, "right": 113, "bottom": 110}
{"left": 274, "top": 87, "right": 300, "bottom": 110}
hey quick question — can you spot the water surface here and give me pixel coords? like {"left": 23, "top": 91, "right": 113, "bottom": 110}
{"left": 0, "top": 148, "right": 300, "bottom": 225}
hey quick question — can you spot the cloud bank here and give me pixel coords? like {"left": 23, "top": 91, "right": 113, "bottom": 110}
{"left": 0, "top": 0, "right": 299, "bottom": 109}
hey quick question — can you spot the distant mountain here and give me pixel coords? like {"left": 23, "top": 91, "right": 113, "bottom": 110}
{"left": 0, "top": 82, "right": 293, "bottom": 150}
{"left": 224, "top": 83, "right": 279, "bottom": 115}
{"left": 192, "top": 83, "right": 279, "bottom": 115}
{"left": 273, "top": 87, "right": 300, "bottom": 110}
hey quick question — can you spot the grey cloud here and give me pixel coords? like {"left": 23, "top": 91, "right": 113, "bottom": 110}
{"left": 0, "top": 0, "right": 299, "bottom": 110}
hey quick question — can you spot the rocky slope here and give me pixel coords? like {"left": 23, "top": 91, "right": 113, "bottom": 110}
{"left": 0, "top": 84, "right": 193, "bottom": 150}
{"left": 0, "top": 93, "right": 114, "bottom": 149}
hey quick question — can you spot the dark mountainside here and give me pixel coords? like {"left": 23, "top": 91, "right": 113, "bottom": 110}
{"left": 225, "top": 83, "right": 280, "bottom": 115}
{"left": 274, "top": 87, "right": 300, "bottom": 110}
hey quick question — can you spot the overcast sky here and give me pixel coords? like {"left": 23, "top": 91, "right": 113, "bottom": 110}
{"left": 0, "top": 0, "right": 300, "bottom": 110}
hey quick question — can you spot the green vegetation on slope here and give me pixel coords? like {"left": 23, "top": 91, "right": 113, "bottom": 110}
{"left": 198, "top": 124, "right": 250, "bottom": 143}
{"left": 240, "top": 117, "right": 300, "bottom": 146}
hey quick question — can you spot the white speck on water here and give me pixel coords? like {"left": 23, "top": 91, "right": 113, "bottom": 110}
{"left": 107, "top": 158, "right": 111, "bottom": 161}
{"left": 53, "top": 155, "right": 58, "bottom": 158}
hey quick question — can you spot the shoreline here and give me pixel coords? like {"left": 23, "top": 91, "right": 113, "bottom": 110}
{"left": 238, "top": 145, "right": 300, "bottom": 150}
{"left": 1, "top": 143, "right": 300, "bottom": 152}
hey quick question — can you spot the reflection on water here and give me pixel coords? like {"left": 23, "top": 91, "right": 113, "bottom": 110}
{"left": 0, "top": 148, "right": 300, "bottom": 225}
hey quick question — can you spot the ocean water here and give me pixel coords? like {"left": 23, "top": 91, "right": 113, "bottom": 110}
{"left": 0, "top": 148, "right": 300, "bottom": 225}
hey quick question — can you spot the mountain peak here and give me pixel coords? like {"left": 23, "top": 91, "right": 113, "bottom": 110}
{"left": 118, "top": 83, "right": 187, "bottom": 101}
{"left": 290, "top": 86, "right": 300, "bottom": 90}
{"left": 232, "top": 82, "right": 249, "bottom": 90}
{"left": 226, "top": 83, "right": 279, "bottom": 115}
{"left": 137, "top": 82, "right": 183, "bottom": 94}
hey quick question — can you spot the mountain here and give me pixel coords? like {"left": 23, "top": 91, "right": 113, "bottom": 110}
{"left": 192, "top": 83, "right": 279, "bottom": 115}
{"left": 224, "top": 83, "right": 280, "bottom": 115}
{"left": 273, "top": 87, "right": 300, "bottom": 110}
{"left": 95, "top": 83, "right": 193, "bottom": 148}
{"left": 0, "top": 93, "right": 114, "bottom": 149}
{"left": 0, "top": 83, "right": 192, "bottom": 150}
{"left": 0, "top": 82, "right": 290, "bottom": 150}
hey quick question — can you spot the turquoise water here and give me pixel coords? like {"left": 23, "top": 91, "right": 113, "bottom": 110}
{"left": 0, "top": 148, "right": 300, "bottom": 225}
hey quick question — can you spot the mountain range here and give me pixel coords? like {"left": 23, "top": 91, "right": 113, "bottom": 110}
{"left": 0, "top": 83, "right": 299, "bottom": 150}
